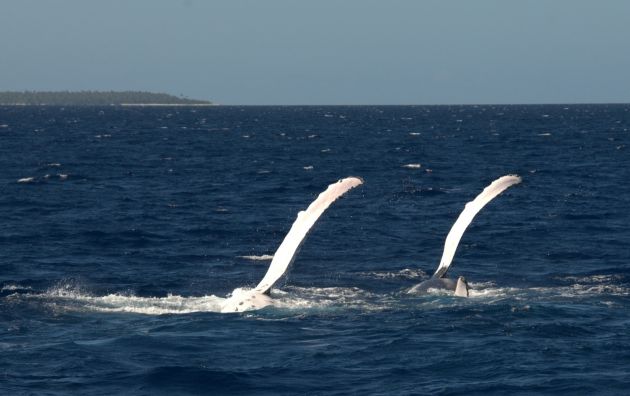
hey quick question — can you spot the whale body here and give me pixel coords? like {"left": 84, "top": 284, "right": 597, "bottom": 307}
{"left": 408, "top": 175, "right": 521, "bottom": 297}
{"left": 408, "top": 276, "right": 470, "bottom": 297}
{"left": 221, "top": 177, "right": 363, "bottom": 313}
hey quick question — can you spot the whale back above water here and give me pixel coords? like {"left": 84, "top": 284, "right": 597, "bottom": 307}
{"left": 221, "top": 177, "right": 363, "bottom": 313}
{"left": 408, "top": 276, "right": 470, "bottom": 297}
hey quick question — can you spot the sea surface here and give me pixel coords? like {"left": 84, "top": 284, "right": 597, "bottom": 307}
{"left": 1, "top": 105, "right": 629, "bottom": 395}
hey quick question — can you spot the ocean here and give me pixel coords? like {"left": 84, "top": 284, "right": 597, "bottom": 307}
{"left": 1, "top": 105, "right": 629, "bottom": 395}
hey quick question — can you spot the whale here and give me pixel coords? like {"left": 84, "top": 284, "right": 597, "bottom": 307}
{"left": 408, "top": 175, "right": 521, "bottom": 297}
{"left": 220, "top": 177, "right": 363, "bottom": 313}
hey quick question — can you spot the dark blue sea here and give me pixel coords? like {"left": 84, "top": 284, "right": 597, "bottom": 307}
{"left": 1, "top": 105, "right": 629, "bottom": 395}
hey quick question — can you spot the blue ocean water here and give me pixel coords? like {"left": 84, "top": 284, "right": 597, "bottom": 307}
{"left": 1, "top": 105, "right": 629, "bottom": 395}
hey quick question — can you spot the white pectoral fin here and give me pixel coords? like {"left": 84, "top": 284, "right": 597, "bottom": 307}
{"left": 433, "top": 174, "right": 521, "bottom": 278}
{"left": 253, "top": 177, "right": 363, "bottom": 294}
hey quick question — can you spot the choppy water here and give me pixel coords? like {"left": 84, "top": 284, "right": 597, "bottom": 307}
{"left": 1, "top": 105, "right": 629, "bottom": 394}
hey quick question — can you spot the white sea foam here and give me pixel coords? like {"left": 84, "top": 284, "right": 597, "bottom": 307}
{"left": 17, "top": 177, "right": 35, "bottom": 183}
{"left": 20, "top": 283, "right": 387, "bottom": 315}
{"left": 239, "top": 254, "right": 274, "bottom": 261}
{"left": 464, "top": 276, "right": 629, "bottom": 300}
{"left": 274, "top": 286, "right": 389, "bottom": 312}
{"left": 78, "top": 294, "right": 225, "bottom": 315}
{"left": 20, "top": 279, "right": 629, "bottom": 316}
{"left": 358, "top": 268, "right": 427, "bottom": 280}
{"left": 557, "top": 274, "right": 623, "bottom": 283}
{"left": 402, "top": 163, "right": 422, "bottom": 169}
{"left": 557, "top": 283, "right": 630, "bottom": 297}
{"left": 1, "top": 284, "right": 32, "bottom": 292}
{"left": 467, "top": 284, "right": 519, "bottom": 300}
{"left": 38, "top": 287, "right": 226, "bottom": 315}
{"left": 303, "top": 165, "right": 314, "bottom": 170}
{"left": 401, "top": 274, "right": 630, "bottom": 303}
{"left": 13, "top": 273, "right": 627, "bottom": 316}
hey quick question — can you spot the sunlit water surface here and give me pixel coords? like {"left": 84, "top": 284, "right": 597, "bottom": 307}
{"left": 1, "top": 105, "right": 629, "bottom": 394}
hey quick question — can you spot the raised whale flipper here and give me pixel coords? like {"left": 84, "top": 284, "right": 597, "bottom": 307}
{"left": 432, "top": 174, "right": 521, "bottom": 279}
{"left": 253, "top": 177, "right": 364, "bottom": 294}
{"left": 220, "top": 177, "right": 363, "bottom": 313}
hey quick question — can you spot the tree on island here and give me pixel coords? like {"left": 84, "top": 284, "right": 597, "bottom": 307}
{"left": 0, "top": 91, "right": 212, "bottom": 105}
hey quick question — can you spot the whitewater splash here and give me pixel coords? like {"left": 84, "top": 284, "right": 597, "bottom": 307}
{"left": 10, "top": 284, "right": 385, "bottom": 315}
{"left": 4, "top": 274, "right": 627, "bottom": 316}
{"left": 45, "top": 290, "right": 226, "bottom": 315}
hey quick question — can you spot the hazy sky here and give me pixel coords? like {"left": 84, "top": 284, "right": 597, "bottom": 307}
{"left": 1, "top": 0, "right": 629, "bottom": 104}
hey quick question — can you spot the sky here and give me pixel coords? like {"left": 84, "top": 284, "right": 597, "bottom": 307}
{"left": 1, "top": 0, "right": 629, "bottom": 105}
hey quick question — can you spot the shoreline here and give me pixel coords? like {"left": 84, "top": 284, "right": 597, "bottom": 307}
{"left": 0, "top": 103, "right": 217, "bottom": 107}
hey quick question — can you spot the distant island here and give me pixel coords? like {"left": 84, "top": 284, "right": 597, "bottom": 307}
{"left": 0, "top": 91, "right": 213, "bottom": 106}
